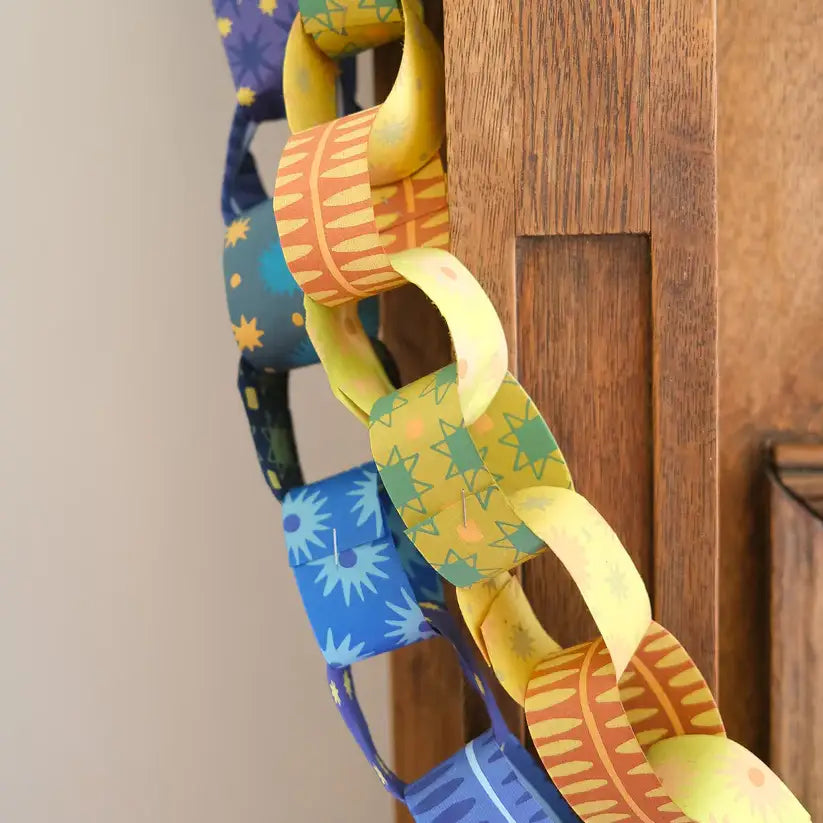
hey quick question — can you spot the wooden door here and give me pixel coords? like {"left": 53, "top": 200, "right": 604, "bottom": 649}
{"left": 381, "top": 1, "right": 719, "bottom": 818}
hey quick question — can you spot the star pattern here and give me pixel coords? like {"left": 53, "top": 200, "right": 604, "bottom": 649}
{"left": 225, "top": 217, "right": 250, "bottom": 248}
{"left": 370, "top": 392, "right": 408, "bottom": 428}
{"left": 498, "top": 399, "right": 560, "bottom": 479}
{"left": 232, "top": 315, "right": 265, "bottom": 351}
{"left": 378, "top": 446, "right": 432, "bottom": 517}
{"left": 431, "top": 418, "right": 488, "bottom": 491}
{"left": 418, "top": 365, "right": 457, "bottom": 405}
{"left": 226, "top": 26, "right": 278, "bottom": 90}
{"left": 489, "top": 520, "right": 544, "bottom": 565}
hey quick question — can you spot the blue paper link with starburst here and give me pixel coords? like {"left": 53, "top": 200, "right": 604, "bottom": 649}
{"left": 224, "top": 196, "right": 379, "bottom": 372}
{"left": 327, "top": 606, "right": 577, "bottom": 821}
{"left": 283, "top": 462, "right": 445, "bottom": 667}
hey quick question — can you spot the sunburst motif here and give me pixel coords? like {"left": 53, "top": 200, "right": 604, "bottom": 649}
{"left": 258, "top": 0, "right": 278, "bottom": 14}
{"left": 329, "top": 680, "right": 341, "bottom": 705}
{"left": 510, "top": 622, "right": 536, "bottom": 660}
{"left": 217, "top": 16, "right": 233, "bottom": 37}
{"left": 236, "top": 86, "right": 256, "bottom": 106}
{"left": 232, "top": 315, "right": 264, "bottom": 352}
{"left": 225, "top": 216, "right": 250, "bottom": 247}
{"left": 310, "top": 541, "right": 390, "bottom": 605}
{"left": 385, "top": 588, "right": 431, "bottom": 647}
{"left": 322, "top": 629, "right": 365, "bottom": 667}
{"left": 282, "top": 486, "right": 331, "bottom": 563}
{"left": 343, "top": 669, "right": 354, "bottom": 699}
{"left": 346, "top": 467, "right": 382, "bottom": 532}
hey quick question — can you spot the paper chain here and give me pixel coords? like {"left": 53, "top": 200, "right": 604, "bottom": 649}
{"left": 212, "top": 2, "right": 810, "bottom": 820}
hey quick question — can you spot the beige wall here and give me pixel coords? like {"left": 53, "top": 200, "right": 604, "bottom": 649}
{"left": 0, "top": 2, "right": 390, "bottom": 821}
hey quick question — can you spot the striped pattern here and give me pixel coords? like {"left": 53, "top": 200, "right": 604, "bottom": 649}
{"left": 274, "top": 108, "right": 449, "bottom": 306}
{"left": 372, "top": 157, "right": 449, "bottom": 254}
{"left": 618, "top": 623, "right": 724, "bottom": 750}
{"left": 525, "top": 629, "right": 706, "bottom": 823}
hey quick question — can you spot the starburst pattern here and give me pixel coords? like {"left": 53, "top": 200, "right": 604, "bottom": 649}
{"left": 232, "top": 315, "right": 264, "bottom": 352}
{"left": 385, "top": 588, "right": 432, "bottom": 647}
{"left": 310, "top": 541, "right": 391, "bottom": 605}
{"left": 489, "top": 520, "right": 544, "bottom": 564}
{"left": 346, "top": 467, "right": 382, "bottom": 531}
{"left": 377, "top": 446, "right": 433, "bottom": 517}
{"left": 217, "top": 17, "right": 233, "bottom": 37}
{"left": 431, "top": 418, "right": 488, "bottom": 491}
{"left": 258, "top": 0, "right": 278, "bottom": 14}
{"left": 370, "top": 391, "right": 408, "bottom": 428}
{"left": 226, "top": 27, "right": 278, "bottom": 89}
{"left": 258, "top": 240, "right": 298, "bottom": 294}
{"left": 225, "top": 217, "right": 250, "bottom": 247}
{"left": 282, "top": 486, "right": 331, "bottom": 563}
{"left": 418, "top": 365, "right": 457, "bottom": 404}
{"left": 498, "top": 399, "right": 560, "bottom": 479}
{"left": 510, "top": 622, "right": 535, "bottom": 660}
{"left": 329, "top": 680, "right": 341, "bottom": 705}
{"left": 322, "top": 629, "right": 365, "bottom": 667}
{"left": 343, "top": 669, "right": 354, "bottom": 700}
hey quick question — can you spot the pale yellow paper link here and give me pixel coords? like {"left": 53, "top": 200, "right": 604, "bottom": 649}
{"left": 367, "top": 0, "right": 446, "bottom": 186}
{"left": 647, "top": 735, "right": 811, "bottom": 823}
{"left": 304, "top": 298, "right": 394, "bottom": 424}
{"left": 306, "top": 248, "right": 509, "bottom": 427}
{"left": 508, "top": 485, "right": 652, "bottom": 680}
{"left": 388, "top": 247, "right": 508, "bottom": 426}
{"left": 457, "top": 572, "right": 562, "bottom": 706}
{"left": 283, "top": 15, "right": 337, "bottom": 134}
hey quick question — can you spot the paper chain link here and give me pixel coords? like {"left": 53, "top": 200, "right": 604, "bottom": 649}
{"left": 212, "top": 1, "right": 810, "bottom": 821}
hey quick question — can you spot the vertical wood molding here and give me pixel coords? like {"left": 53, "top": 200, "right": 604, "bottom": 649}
{"left": 650, "top": 0, "right": 719, "bottom": 688}
{"left": 518, "top": 236, "right": 654, "bottom": 646}
{"left": 769, "top": 448, "right": 823, "bottom": 818}
{"left": 518, "top": 0, "right": 650, "bottom": 235}
{"left": 717, "top": 0, "right": 823, "bottom": 756}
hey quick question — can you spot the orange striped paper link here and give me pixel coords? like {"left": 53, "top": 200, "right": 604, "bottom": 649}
{"left": 274, "top": 108, "right": 449, "bottom": 307}
{"left": 525, "top": 625, "right": 723, "bottom": 823}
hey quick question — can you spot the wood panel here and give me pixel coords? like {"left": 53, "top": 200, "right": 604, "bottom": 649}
{"left": 518, "top": 0, "right": 649, "bottom": 235}
{"left": 517, "top": 235, "right": 654, "bottom": 645}
{"left": 717, "top": 0, "right": 823, "bottom": 755}
{"left": 769, "top": 445, "right": 823, "bottom": 818}
{"left": 649, "top": 0, "right": 719, "bottom": 688}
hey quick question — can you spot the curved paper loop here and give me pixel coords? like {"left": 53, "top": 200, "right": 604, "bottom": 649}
{"left": 370, "top": 367, "right": 571, "bottom": 571}
{"left": 306, "top": 250, "right": 507, "bottom": 427}
{"left": 328, "top": 606, "right": 578, "bottom": 821}
{"left": 647, "top": 735, "right": 811, "bottom": 823}
{"left": 298, "top": 0, "right": 423, "bottom": 59}
{"left": 237, "top": 338, "right": 399, "bottom": 500}
{"left": 213, "top": 0, "right": 297, "bottom": 113}
{"left": 225, "top": 197, "right": 380, "bottom": 372}
{"left": 274, "top": 109, "right": 450, "bottom": 306}
{"left": 524, "top": 625, "right": 725, "bottom": 823}
{"left": 284, "top": 461, "right": 445, "bottom": 666}
{"left": 283, "top": 0, "right": 444, "bottom": 185}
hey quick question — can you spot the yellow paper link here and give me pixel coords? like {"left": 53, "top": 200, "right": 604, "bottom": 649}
{"left": 647, "top": 735, "right": 810, "bottom": 823}
{"left": 309, "top": 248, "right": 508, "bottom": 426}
{"left": 283, "top": 0, "right": 444, "bottom": 185}
{"left": 509, "top": 485, "right": 651, "bottom": 680}
{"left": 389, "top": 248, "right": 508, "bottom": 425}
{"left": 371, "top": 368, "right": 571, "bottom": 573}
{"left": 283, "top": 14, "right": 339, "bottom": 134}
{"left": 457, "top": 573, "right": 562, "bottom": 705}
{"left": 305, "top": 299, "right": 394, "bottom": 424}
{"left": 300, "top": 0, "right": 424, "bottom": 59}
{"left": 368, "top": 0, "right": 445, "bottom": 186}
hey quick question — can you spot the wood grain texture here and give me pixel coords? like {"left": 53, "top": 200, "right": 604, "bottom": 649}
{"left": 518, "top": 0, "right": 649, "bottom": 235}
{"left": 441, "top": 0, "right": 526, "bottom": 746}
{"left": 376, "top": 8, "right": 464, "bottom": 819}
{"left": 650, "top": 0, "right": 719, "bottom": 689}
{"left": 518, "top": 235, "right": 654, "bottom": 645}
{"left": 769, "top": 455, "right": 823, "bottom": 819}
{"left": 717, "top": 0, "right": 823, "bottom": 755}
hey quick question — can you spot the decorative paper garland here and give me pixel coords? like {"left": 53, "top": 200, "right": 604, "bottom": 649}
{"left": 211, "top": 1, "right": 811, "bottom": 821}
